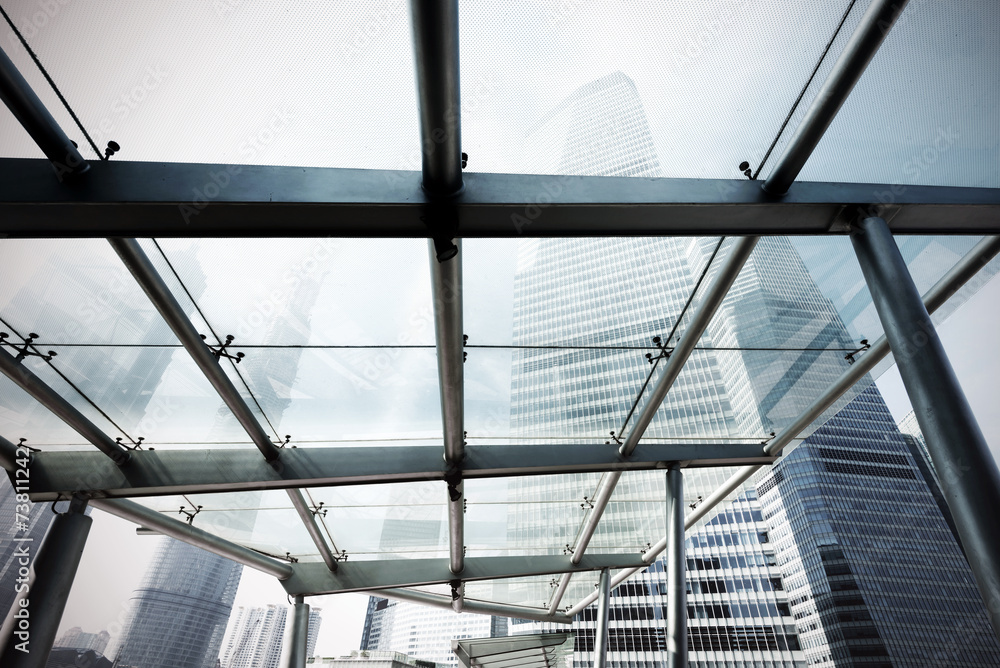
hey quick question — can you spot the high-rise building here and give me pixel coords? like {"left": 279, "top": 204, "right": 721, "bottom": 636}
{"left": 757, "top": 388, "right": 999, "bottom": 666}
{"left": 0, "top": 474, "right": 54, "bottom": 618}
{"left": 505, "top": 71, "right": 999, "bottom": 668}
{"left": 221, "top": 604, "right": 323, "bottom": 668}
{"left": 360, "top": 597, "right": 496, "bottom": 668}
{"left": 221, "top": 605, "right": 288, "bottom": 668}
{"left": 359, "top": 71, "right": 1000, "bottom": 668}
{"left": 112, "top": 538, "right": 244, "bottom": 668}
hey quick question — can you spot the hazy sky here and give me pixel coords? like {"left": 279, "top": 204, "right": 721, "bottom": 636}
{"left": 0, "top": 0, "right": 998, "bottom": 661}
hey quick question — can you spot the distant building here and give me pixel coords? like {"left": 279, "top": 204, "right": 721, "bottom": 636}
{"left": 221, "top": 604, "right": 323, "bottom": 668}
{"left": 309, "top": 649, "right": 438, "bottom": 668}
{"left": 54, "top": 627, "right": 110, "bottom": 655}
{"left": 112, "top": 538, "right": 243, "bottom": 668}
{"left": 360, "top": 597, "right": 497, "bottom": 667}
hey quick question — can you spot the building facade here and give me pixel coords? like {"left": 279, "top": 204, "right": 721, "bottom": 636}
{"left": 112, "top": 538, "right": 244, "bottom": 668}
{"left": 360, "top": 597, "right": 496, "bottom": 668}
{"left": 221, "top": 604, "right": 323, "bottom": 668}
{"left": 54, "top": 626, "right": 110, "bottom": 655}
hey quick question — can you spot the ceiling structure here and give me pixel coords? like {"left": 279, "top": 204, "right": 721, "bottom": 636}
{"left": 1, "top": 0, "right": 999, "bottom": 627}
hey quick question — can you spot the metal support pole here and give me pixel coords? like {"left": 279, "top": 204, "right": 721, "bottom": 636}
{"left": 90, "top": 497, "right": 294, "bottom": 580}
{"left": 593, "top": 568, "right": 611, "bottom": 668}
{"left": 762, "top": 0, "right": 910, "bottom": 195}
{"left": 0, "top": 45, "right": 88, "bottom": 177}
{"left": 0, "top": 349, "right": 130, "bottom": 465}
{"left": 665, "top": 466, "right": 687, "bottom": 667}
{"left": 0, "top": 496, "right": 91, "bottom": 668}
{"left": 108, "top": 237, "right": 281, "bottom": 461}
{"left": 109, "top": 238, "right": 340, "bottom": 571}
{"left": 410, "top": 0, "right": 462, "bottom": 197}
{"left": 851, "top": 217, "right": 1000, "bottom": 637}
{"left": 282, "top": 595, "right": 310, "bottom": 668}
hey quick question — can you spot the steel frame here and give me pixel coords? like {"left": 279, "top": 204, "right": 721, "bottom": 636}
{"left": 1, "top": 158, "right": 998, "bottom": 236}
{"left": 281, "top": 553, "right": 648, "bottom": 597}
{"left": 22, "top": 442, "right": 774, "bottom": 500}
{"left": 1, "top": 0, "right": 997, "bottom": 640}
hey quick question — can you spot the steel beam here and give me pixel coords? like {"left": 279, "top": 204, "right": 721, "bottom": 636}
{"left": 2, "top": 159, "right": 999, "bottom": 237}
{"left": 108, "top": 238, "right": 341, "bottom": 571}
{"left": 852, "top": 217, "right": 1000, "bottom": 637}
{"left": 0, "top": 46, "right": 88, "bottom": 177}
{"left": 281, "top": 595, "right": 309, "bottom": 668}
{"left": 287, "top": 488, "right": 339, "bottom": 572}
{"left": 23, "top": 442, "right": 774, "bottom": 500}
{"left": 280, "top": 553, "right": 648, "bottom": 597}
{"left": 0, "top": 349, "right": 130, "bottom": 464}
{"left": 565, "top": 234, "right": 1000, "bottom": 617}
{"left": 763, "top": 0, "right": 910, "bottom": 195}
{"left": 0, "top": 496, "right": 90, "bottom": 668}
{"left": 411, "top": 0, "right": 466, "bottom": 578}
{"left": 594, "top": 569, "right": 610, "bottom": 668}
{"left": 108, "top": 237, "right": 281, "bottom": 462}
{"left": 549, "top": 236, "right": 758, "bottom": 612}
{"left": 665, "top": 467, "right": 686, "bottom": 668}
{"left": 90, "top": 497, "right": 294, "bottom": 579}
{"left": 375, "top": 588, "right": 573, "bottom": 625}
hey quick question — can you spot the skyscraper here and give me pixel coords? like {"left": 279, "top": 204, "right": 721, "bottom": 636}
{"left": 757, "top": 388, "right": 999, "bottom": 666}
{"left": 504, "top": 71, "right": 999, "bottom": 668}
{"left": 113, "top": 538, "right": 243, "bottom": 668}
{"left": 220, "top": 604, "right": 323, "bottom": 668}
{"left": 221, "top": 605, "right": 288, "bottom": 668}
{"left": 54, "top": 626, "right": 111, "bottom": 655}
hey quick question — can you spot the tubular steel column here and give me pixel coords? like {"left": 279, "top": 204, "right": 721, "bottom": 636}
{"left": 594, "top": 568, "right": 611, "bottom": 668}
{"left": 0, "top": 496, "right": 91, "bottom": 668}
{"left": 851, "top": 217, "right": 1000, "bottom": 637}
{"left": 0, "top": 45, "right": 88, "bottom": 177}
{"left": 282, "top": 595, "right": 310, "bottom": 668}
{"left": 665, "top": 466, "right": 687, "bottom": 667}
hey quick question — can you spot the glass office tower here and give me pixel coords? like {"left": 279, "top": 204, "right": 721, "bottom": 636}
{"left": 113, "top": 538, "right": 243, "bottom": 668}
{"left": 503, "top": 72, "right": 1000, "bottom": 667}
{"left": 757, "top": 388, "right": 1000, "bottom": 666}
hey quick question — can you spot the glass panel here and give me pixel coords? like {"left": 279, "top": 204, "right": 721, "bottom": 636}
{"left": 781, "top": 2, "right": 1000, "bottom": 188}
{"left": 133, "top": 489, "right": 317, "bottom": 560}
{"left": 465, "top": 475, "right": 601, "bottom": 558}
{"left": 461, "top": 1, "right": 861, "bottom": 178}
{"left": 308, "top": 482, "right": 448, "bottom": 561}
{"left": 0, "top": 3, "right": 419, "bottom": 168}
{"left": 151, "top": 238, "right": 435, "bottom": 346}
{"left": 465, "top": 575, "right": 561, "bottom": 610}
{"left": 0, "top": 238, "right": 183, "bottom": 345}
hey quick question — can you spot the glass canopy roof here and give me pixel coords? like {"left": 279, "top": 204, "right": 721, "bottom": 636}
{"left": 0, "top": 0, "right": 998, "bottom": 620}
